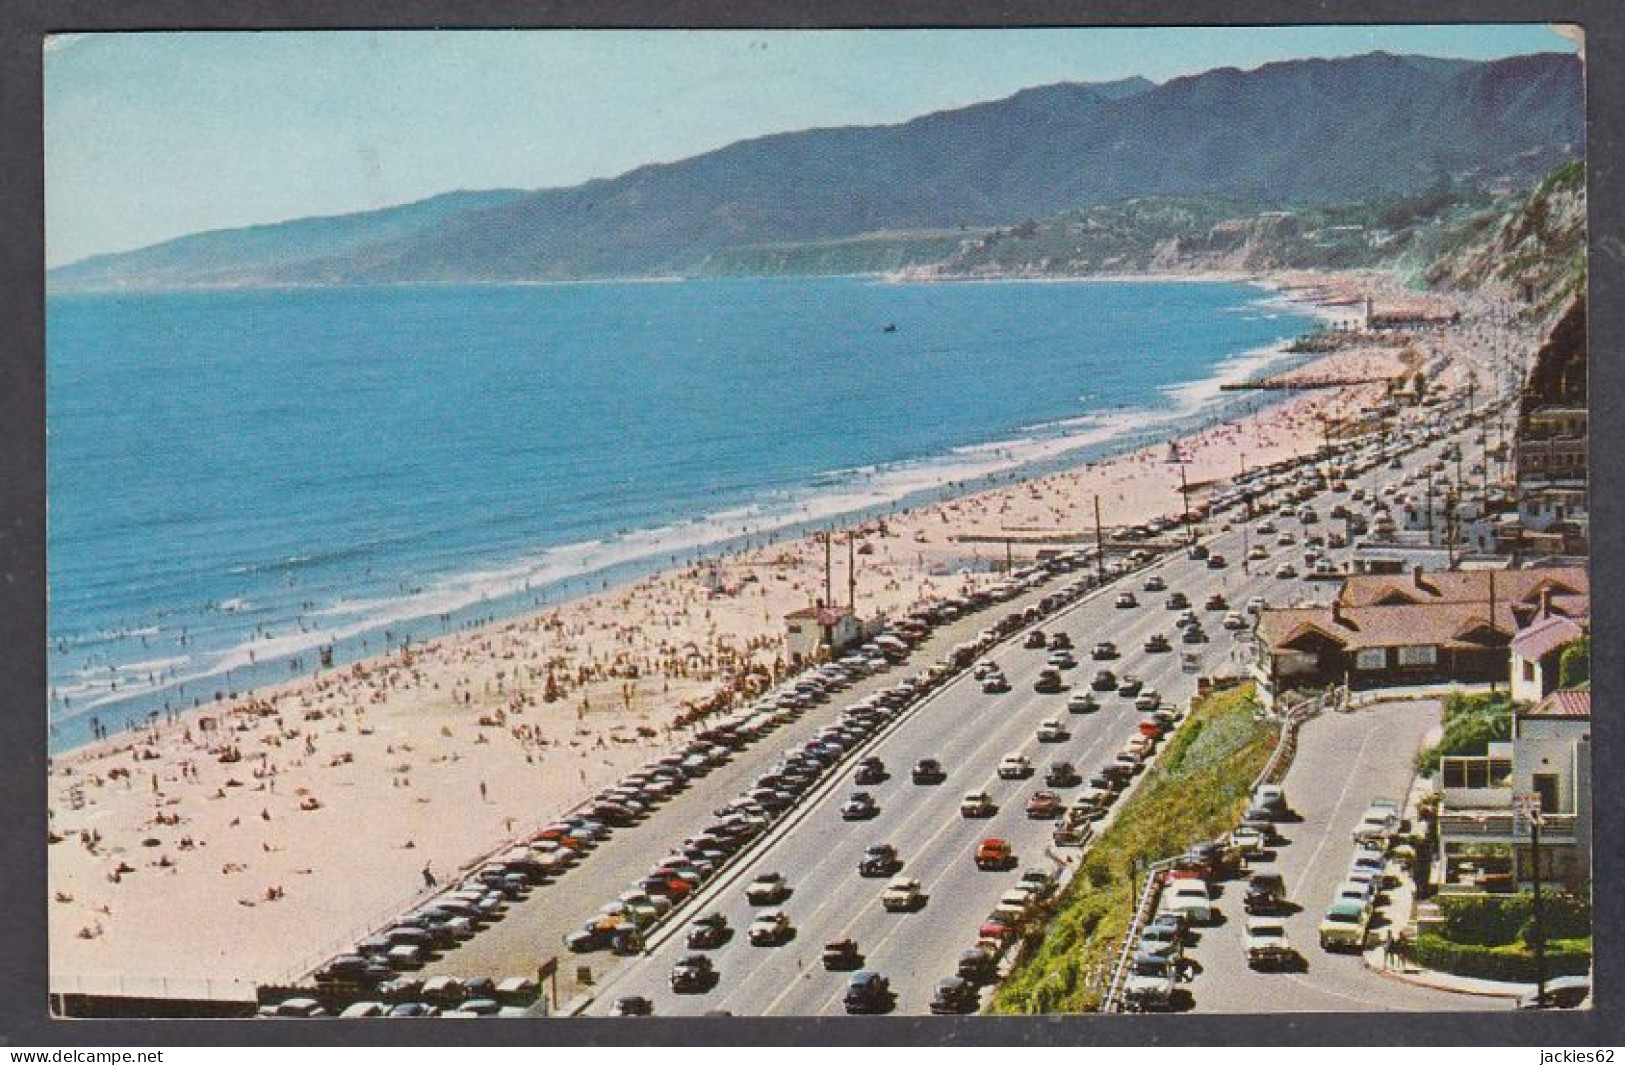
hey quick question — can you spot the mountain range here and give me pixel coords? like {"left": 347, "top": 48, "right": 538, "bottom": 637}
{"left": 48, "top": 50, "right": 1584, "bottom": 291}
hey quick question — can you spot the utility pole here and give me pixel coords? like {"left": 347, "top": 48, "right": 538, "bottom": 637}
{"left": 1531, "top": 807, "right": 1548, "bottom": 1010}
{"left": 848, "top": 531, "right": 857, "bottom": 612}
{"left": 822, "top": 531, "right": 832, "bottom": 609}
{"left": 1093, "top": 496, "right": 1106, "bottom": 583}
{"left": 1179, "top": 463, "right": 1194, "bottom": 545}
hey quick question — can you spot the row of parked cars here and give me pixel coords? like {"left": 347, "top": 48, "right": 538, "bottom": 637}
{"left": 1318, "top": 798, "right": 1401, "bottom": 952}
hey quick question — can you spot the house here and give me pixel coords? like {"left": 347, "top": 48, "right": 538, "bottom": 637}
{"left": 783, "top": 604, "right": 862, "bottom": 666}
{"left": 1509, "top": 613, "right": 1585, "bottom": 704}
{"left": 1252, "top": 566, "right": 1587, "bottom": 704}
{"left": 1435, "top": 688, "right": 1591, "bottom": 893}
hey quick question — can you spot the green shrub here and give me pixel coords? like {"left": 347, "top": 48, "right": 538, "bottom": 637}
{"left": 1558, "top": 636, "right": 1589, "bottom": 688}
{"left": 1411, "top": 932, "right": 1591, "bottom": 982}
{"left": 1438, "top": 893, "right": 1591, "bottom": 946}
{"left": 1417, "top": 693, "right": 1512, "bottom": 776}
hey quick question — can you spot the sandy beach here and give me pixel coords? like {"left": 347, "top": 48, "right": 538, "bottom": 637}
{"left": 46, "top": 268, "right": 1532, "bottom": 987}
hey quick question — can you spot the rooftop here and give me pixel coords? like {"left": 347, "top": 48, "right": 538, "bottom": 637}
{"left": 1509, "top": 614, "right": 1584, "bottom": 662}
{"left": 1524, "top": 688, "right": 1590, "bottom": 719}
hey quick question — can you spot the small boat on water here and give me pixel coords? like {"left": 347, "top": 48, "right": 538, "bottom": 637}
{"left": 882, "top": 323, "right": 898, "bottom": 333}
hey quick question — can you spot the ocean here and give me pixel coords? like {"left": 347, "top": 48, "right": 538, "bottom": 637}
{"left": 46, "top": 276, "right": 1316, "bottom": 750}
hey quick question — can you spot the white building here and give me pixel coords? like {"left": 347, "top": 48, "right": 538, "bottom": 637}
{"left": 783, "top": 605, "right": 863, "bottom": 666}
{"left": 1509, "top": 613, "right": 1584, "bottom": 704}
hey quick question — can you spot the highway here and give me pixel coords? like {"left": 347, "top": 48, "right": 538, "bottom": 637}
{"left": 580, "top": 424, "right": 1463, "bottom": 1016}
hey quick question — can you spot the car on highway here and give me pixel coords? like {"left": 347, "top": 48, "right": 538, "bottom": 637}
{"left": 1222, "top": 611, "right": 1248, "bottom": 631}
{"left": 745, "top": 872, "right": 790, "bottom": 905}
{"left": 1066, "top": 691, "right": 1100, "bottom": 714}
{"left": 1024, "top": 790, "right": 1064, "bottom": 819}
{"left": 998, "top": 753, "right": 1032, "bottom": 779}
{"left": 853, "top": 757, "right": 887, "bottom": 785}
{"left": 1024, "top": 630, "right": 1048, "bottom": 649}
{"left": 1045, "top": 760, "right": 1081, "bottom": 787}
{"left": 1188, "top": 543, "right": 1209, "bottom": 561}
{"left": 841, "top": 791, "right": 879, "bottom": 821}
{"left": 981, "top": 673, "right": 1011, "bottom": 694}
{"left": 881, "top": 876, "right": 926, "bottom": 912}
{"left": 669, "top": 953, "right": 716, "bottom": 993}
{"left": 860, "top": 843, "right": 902, "bottom": 878}
{"left": 1165, "top": 592, "right": 1191, "bottom": 611}
{"left": 1049, "top": 631, "right": 1073, "bottom": 650}
{"left": 609, "top": 996, "right": 653, "bottom": 1017}
{"left": 1034, "top": 669, "right": 1065, "bottom": 693}
{"left": 976, "top": 838, "right": 1014, "bottom": 871}
{"left": 748, "top": 909, "right": 792, "bottom": 946}
{"left": 1319, "top": 901, "right": 1370, "bottom": 951}
{"left": 1275, "top": 562, "right": 1298, "bottom": 579}
{"left": 1123, "top": 952, "right": 1178, "bottom": 1012}
{"left": 1276, "top": 532, "right": 1297, "bottom": 547}
{"left": 1037, "top": 718, "right": 1070, "bottom": 742}
{"left": 1143, "top": 574, "right": 1167, "bottom": 592}
{"left": 685, "top": 912, "right": 730, "bottom": 950}
{"left": 1115, "top": 591, "right": 1139, "bottom": 609}
{"left": 1206, "top": 552, "right": 1228, "bottom": 569}
{"left": 1144, "top": 633, "right": 1171, "bottom": 653}
{"left": 843, "top": 971, "right": 892, "bottom": 1015}
{"left": 1204, "top": 592, "right": 1228, "bottom": 611}
{"left": 1047, "top": 649, "right": 1077, "bottom": 670}
{"left": 1134, "top": 689, "right": 1162, "bottom": 712}
{"left": 822, "top": 938, "right": 863, "bottom": 970}
{"left": 1090, "top": 668, "right": 1118, "bottom": 691}
{"left": 929, "top": 976, "right": 980, "bottom": 1015}
{"left": 1181, "top": 625, "right": 1207, "bottom": 644}
{"left": 960, "top": 791, "right": 997, "bottom": 818}
{"left": 1091, "top": 640, "right": 1119, "bottom": 660}
{"left": 1257, "top": 520, "right": 1277, "bottom": 534}
{"left": 912, "top": 758, "right": 947, "bottom": 785}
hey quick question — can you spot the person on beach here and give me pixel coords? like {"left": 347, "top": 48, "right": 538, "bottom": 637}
{"left": 421, "top": 863, "right": 435, "bottom": 889}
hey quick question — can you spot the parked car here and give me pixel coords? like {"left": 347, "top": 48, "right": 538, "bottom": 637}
{"left": 1122, "top": 952, "right": 1178, "bottom": 1012}
{"left": 1245, "top": 918, "right": 1297, "bottom": 970}
{"left": 1318, "top": 901, "right": 1370, "bottom": 952}
{"left": 929, "top": 976, "right": 979, "bottom": 1015}
{"left": 1045, "top": 761, "right": 1081, "bottom": 788}
{"left": 1244, "top": 872, "right": 1289, "bottom": 915}
{"left": 956, "top": 946, "right": 997, "bottom": 984}
{"left": 1160, "top": 880, "right": 1215, "bottom": 924}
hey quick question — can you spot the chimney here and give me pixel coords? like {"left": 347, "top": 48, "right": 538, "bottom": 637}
{"left": 1413, "top": 564, "right": 1425, "bottom": 588}
{"left": 1540, "top": 587, "right": 1554, "bottom": 619}
{"left": 1331, "top": 600, "right": 1346, "bottom": 627}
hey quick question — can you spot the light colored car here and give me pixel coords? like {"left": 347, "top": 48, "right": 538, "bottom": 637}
{"left": 1333, "top": 881, "right": 1375, "bottom": 912}
{"left": 1275, "top": 563, "right": 1298, "bottom": 579}
{"left": 745, "top": 872, "right": 790, "bottom": 905}
{"left": 1245, "top": 917, "right": 1296, "bottom": 969}
{"left": 338, "top": 1001, "right": 388, "bottom": 1018}
{"left": 1352, "top": 800, "right": 1400, "bottom": 845}
{"left": 1223, "top": 611, "right": 1248, "bottom": 631}
{"left": 1160, "top": 880, "right": 1214, "bottom": 924}
{"left": 1319, "top": 901, "right": 1370, "bottom": 951}
{"left": 1123, "top": 952, "right": 1177, "bottom": 1012}
{"left": 1037, "top": 719, "right": 1070, "bottom": 742}
{"left": 748, "top": 909, "right": 792, "bottom": 945}
{"left": 998, "top": 753, "right": 1031, "bottom": 779}
{"left": 881, "top": 876, "right": 925, "bottom": 912}
{"left": 960, "top": 791, "right": 997, "bottom": 818}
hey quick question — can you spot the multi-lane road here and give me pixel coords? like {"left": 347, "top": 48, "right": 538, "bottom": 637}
{"left": 581, "top": 421, "right": 1475, "bottom": 1016}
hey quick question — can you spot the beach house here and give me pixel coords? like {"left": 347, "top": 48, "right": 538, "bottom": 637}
{"left": 783, "top": 603, "right": 862, "bottom": 665}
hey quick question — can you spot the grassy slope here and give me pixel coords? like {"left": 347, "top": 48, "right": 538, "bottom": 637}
{"left": 991, "top": 682, "right": 1274, "bottom": 1013}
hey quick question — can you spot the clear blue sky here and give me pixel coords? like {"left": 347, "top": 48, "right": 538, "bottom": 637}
{"left": 44, "top": 24, "right": 1578, "bottom": 267}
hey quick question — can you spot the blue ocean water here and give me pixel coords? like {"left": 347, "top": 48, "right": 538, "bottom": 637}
{"left": 46, "top": 277, "right": 1314, "bottom": 749}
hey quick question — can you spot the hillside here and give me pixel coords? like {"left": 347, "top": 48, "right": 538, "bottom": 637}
{"left": 49, "top": 51, "right": 1583, "bottom": 291}
{"left": 1424, "top": 159, "right": 1586, "bottom": 320}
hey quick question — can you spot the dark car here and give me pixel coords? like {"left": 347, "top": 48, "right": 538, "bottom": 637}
{"left": 912, "top": 758, "right": 947, "bottom": 784}
{"left": 1090, "top": 669, "right": 1118, "bottom": 692}
{"left": 1244, "top": 872, "right": 1289, "bottom": 915}
{"left": 853, "top": 757, "right": 887, "bottom": 785}
{"left": 957, "top": 947, "right": 998, "bottom": 984}
{"left": 609, "top": 995, "right": 653, "bottom": 1017}
{"left": 1091, "top": 641, "right": 1119, "bottom": 660}
{"left": 1181, "top": 625, "right": 1208, "bottom": 644}
{"left": 1045, "top": 761, "right": 1081, "bottom": 788}
{"left": 686, "top": 912, "right": 730, "bottom": 950}
{"left": 1165, "top": 592, "right": 1190, "bottom": 610}
{"left": 1024, "top": 630, "right": 1048, "bottom": 649}
{"left": 1048, "top": 632, "right": 1073, "bottom": 650}
{"left": 928, "top": 976, "right": 979, "bottom": 1015}
{"left": 1144, "top": 633, "right": 1171, "bottom": 653}
{"left": 1116, "top": 675, "right": 1144, "bottom": 697}
{"left": 669, "top": 954, "right": 715, "bottom": 994}
{"left": 1204, "top": 593, "right": 1228, "bottom": 611}
{"left": 822, "top": 938, "right": 863, "bottom": 971}
{"left": 842, "top": 791, "right": 879, "bottom": 821}
{"left": 844, "top": 971, "right": 893, "bottom": 1015}
{"left": 859, "top": 843, "right": 901, "bottom": 878}
{"left": 1034, "top": 669, "right": 1065, "bottom": 694}
{"left": 1187, "top": 543, "right": 1210, "bottom": 561}
{"left": 1207, "top": 553, "right": 1228, "bottom": 569}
